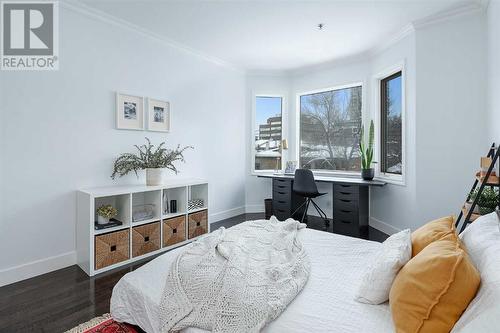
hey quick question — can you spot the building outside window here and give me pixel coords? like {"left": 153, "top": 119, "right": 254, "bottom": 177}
{"left": 299, "top": 84, "right": 362, "bottom": 172}
{"left": 254, "top": 96, "right": 283, "bottom": 171}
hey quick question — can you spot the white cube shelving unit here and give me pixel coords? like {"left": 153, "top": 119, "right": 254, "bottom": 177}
{"left": 77, "top": 178, "right": 209, "bottom": 276}
{"left": 162, "top": 186, "right": 187, "bottom": 219}
{"left": 189, "top": 183, "right": 209, "bottom": 213}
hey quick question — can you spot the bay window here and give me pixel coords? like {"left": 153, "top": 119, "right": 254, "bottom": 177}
{"left": 253, "top": 96, "right": 283, "bottom": 171}
{"left": 380, "top": 71, "right": 403, "bottom": 176}
{"left": 299, "top": 84, "right": 363, "bottom": 172}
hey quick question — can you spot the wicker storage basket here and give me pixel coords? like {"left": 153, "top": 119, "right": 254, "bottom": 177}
{"left": 163, "top": 215, "right": 186, "bottom": 247}
{"left": 94, "top": 229, "right": 130, "bottom": 270}
{"left": 132, "top": 222, "right": 160, "bottom": 258}
{"left": 188, "top": 209, "right": 208, "bottom": 239}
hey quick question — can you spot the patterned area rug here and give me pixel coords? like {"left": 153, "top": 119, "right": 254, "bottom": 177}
{"left": 65, "top": 313, "right": 140, "bottom": 333}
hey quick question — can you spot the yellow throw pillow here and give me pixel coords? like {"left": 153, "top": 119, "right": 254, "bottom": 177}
{"left": 411, "top": 216, "right": 455, "bottom": 257}
{"left": 389, "top": 238, "right": 480, "bottom": 333}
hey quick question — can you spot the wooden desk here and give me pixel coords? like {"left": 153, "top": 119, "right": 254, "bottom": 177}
{"left": 257, "top": 173, "right": 385, "bottom": 238}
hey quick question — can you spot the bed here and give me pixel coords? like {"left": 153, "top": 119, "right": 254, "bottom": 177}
{"left": 111, "top": 228, "right": 394, "bottom": 333}
{"left": 111, "top": 214, "right": 500, "bottom": 333}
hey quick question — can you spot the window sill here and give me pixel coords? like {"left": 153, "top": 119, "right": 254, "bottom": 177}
{"left": 375, "top": 174, "right": 405, "bottom": 186}
{"left": 311, "top": 170, "right": 361, "bottom": 178}
{"left": 251, "top": 170, "right": 283, "bottom": 177}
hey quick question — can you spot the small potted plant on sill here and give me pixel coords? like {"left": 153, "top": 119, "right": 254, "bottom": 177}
{"left": 111, "top": 137, "right": 193, "bottom": 186}
{"left": 96, "top": 205, "right": 118, "bottom": 225}
{"left": 360, "top": 120, "right": 376, "bottom": 180}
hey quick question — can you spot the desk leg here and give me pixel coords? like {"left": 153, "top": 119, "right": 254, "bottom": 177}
{"left": 332, "top": 184, "right": 335, "bottom": 228}
{"left": 359, "top": 187, "right": 369, "bottom": 237}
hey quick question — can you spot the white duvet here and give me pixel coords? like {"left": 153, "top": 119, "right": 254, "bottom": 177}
{"left": 111, "top": 228, "right": 394, "bottom": 333}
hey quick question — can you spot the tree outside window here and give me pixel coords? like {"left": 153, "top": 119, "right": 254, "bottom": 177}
{"left": 381, "top": 72, "right": 402, "bottom": 175}
{"left": 299, "top": 85, "right": 362, "bottom": 172}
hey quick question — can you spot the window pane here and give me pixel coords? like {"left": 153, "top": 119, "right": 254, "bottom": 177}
{"left": 299, "top": 86, "right": 362, "bottom": 172}
{"left": 254, "top": 96, "right": 282, "bottom": 171}
{"left": 381, "top": 72, "right": 402, "bottom": 175}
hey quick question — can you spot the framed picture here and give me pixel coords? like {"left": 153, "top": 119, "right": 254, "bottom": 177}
{"left": 285, "top": 161, "right": 298, "bottom": 174}
{"left": 116, "top": 93, "right": 144, "bottom": 130}
{"left": 147, "top": 98, "right": 170, "bottom": 132}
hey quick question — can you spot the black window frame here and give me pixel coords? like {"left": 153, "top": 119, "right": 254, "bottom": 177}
{"left": 380, "top": 71, "right": 402, "bottom": 175}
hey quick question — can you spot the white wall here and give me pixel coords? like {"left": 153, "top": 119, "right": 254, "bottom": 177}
{"left": 246, "top": 40, "right": 410, "bottom": 223}
{"left": 487, "top": 0, "right": 500, "bottom": 143}
{"left": 0, "top": 3, "right": 491, "bottom": 286}
{"left": 414, "top": 12, "right": 488, "bottom": 227}
{"left": 289, "top": 61, "right": 372, "bottom": 218}
{"left": 369, "top": 33, "right": 417, "bottom": 233}
{"left": 245, "top": 74, "right": 290, "bottom": 212}
{"left": 245, "top": 62, "right": 371, "bottom": 217}
{"left": 245, "top": 11, "right": 488, "bottom": 232}
{"left": 0, "top": 5, "right": 246, "bottom": 286}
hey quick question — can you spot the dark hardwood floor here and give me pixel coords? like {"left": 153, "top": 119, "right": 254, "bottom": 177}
{"left": 0, "top": 213, "right": 388, "bottom": 332}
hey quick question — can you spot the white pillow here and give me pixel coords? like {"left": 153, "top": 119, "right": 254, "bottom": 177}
{"left": 354, "top": 229, "right": 412, "bottom": 304}
{"left": 459, "top": 212, "right": 500, "bottom": 274}
{"left": 451, "top": 212, "right": 500, "bottom": 333}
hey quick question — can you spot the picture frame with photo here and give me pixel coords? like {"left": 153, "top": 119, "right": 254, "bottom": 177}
{"left": 147, "top": 98, "right": 170, "bottom": 132}
{"left": 285, "top": 161, "right": 298, "bottom": 174}
{"left": 116, "top": 93, "right": 144, "bottom": 130}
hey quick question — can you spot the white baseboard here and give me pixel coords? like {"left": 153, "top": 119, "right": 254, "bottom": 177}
{"left": 369, "top": 217, "right": 401, "bottom": 235}
{"left": 209, "top": 206, "right": 246, "bottom": 223}
{"left": 245, "top": 204, "right": 400, "bottom": 237}
{"left": 0, "top": 251, "right": 76, "bottom": 287}
{"left": 2, "top": 208, "right": 399, "bottom": 287}
{"left": 0, "top": 206, "right": 246, "bottom": 287}
{"left": 245, "top": 204, "right": 265, "bottom": 213}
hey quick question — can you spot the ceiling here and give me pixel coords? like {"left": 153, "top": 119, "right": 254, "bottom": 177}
{"left": 77, "top": 0, "right": 481, "bottom": 72}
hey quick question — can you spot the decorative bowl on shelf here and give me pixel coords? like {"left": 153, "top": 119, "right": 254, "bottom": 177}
{"left": 133, "top": 204, "right": 156, "bottom": 222}
{"left": 188, "top": 199, "right": 204, "bottom": 211}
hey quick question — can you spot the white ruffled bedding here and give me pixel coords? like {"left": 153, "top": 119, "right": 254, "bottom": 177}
{"left": 111, "top": 228, "right": 394, "bottom": 333}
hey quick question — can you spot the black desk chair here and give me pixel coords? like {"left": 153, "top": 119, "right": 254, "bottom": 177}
{"left": 291, "top": 169, "right": 330, "bottom": 231}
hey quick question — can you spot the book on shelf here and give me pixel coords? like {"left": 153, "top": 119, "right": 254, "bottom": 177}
{"left": 94, "top": 218, "right": 123, "bottom": 230}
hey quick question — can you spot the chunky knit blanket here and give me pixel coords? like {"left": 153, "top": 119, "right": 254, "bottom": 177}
{"left": 158, "top": 217, "right": 310, "bottom": 333}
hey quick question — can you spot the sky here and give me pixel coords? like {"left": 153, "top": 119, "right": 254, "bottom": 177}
{"left": 388, "top": 75, "right": 402, "bottom": 117}
{"left": 255, "top": 96, "right": 282, "bottom": 126}
{"left": 255, "top": 77, "right": 401, "bottom": 128}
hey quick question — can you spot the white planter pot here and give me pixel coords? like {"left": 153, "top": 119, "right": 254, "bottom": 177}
{"left": 97, "top": 215, "right": 110, "bottom": 225}
{"left": 146, "top": 168, "right": 166, "bottom": 186}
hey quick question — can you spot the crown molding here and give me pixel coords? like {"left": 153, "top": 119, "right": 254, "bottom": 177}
{"left": 286, "top": 24, "right": 414, "bottom": 78}
{"left": 477, "top": 0, "right": 491, "bottom": 11}
{"left": 367, "top": 23, "right": 415, "bottom": 58}
{"left": 246, "top": 69, "right": 291, "bottom": 77}
{"left": 287, "top": 0, "right": 483, "bottom": 76}
{"left": 289, "top": 51, "right": 371, "bottom": 78}
{"left": 412, "top": 1, "right": 485, "bottom": 29}
{"left": 59, "top": 0, "right": 485, "bottom": 76}
{"left": 59, "top": 0, "right": 244, "bottom": 73}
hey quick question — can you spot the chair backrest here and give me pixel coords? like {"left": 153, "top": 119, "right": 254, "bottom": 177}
{"left": 293, "top": 169, "right": 319, "bottom": 196}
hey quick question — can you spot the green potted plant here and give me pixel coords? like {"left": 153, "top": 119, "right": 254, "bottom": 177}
{"left": 359, "top": 120, "right": 375, "bottom": 180}
{"left": 96, "top": 205, "right": 118, "bottom": 225}
{"left": 111, "top": 138, "right": 193, "bottom": 186}
{"left": 476, "top": 187, "right": 499, "bottom": 215}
